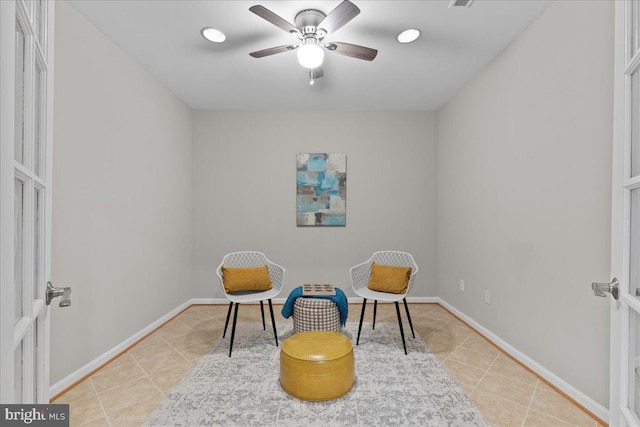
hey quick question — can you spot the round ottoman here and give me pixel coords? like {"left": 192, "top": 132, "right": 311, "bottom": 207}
{"left": 293, "top": 298, "right": 341, "bottom": 334}
{"left": 280, "top": 331, "right": 355, "bottom": 401}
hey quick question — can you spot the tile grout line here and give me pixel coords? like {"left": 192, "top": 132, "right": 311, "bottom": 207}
{"left": 439, "top": 332, "right": 484, "bottom": 394}
{"left": 443, "top": 351, "right": 541, "bottom": 393}
{"left": 59, "top": 305, "right": 596, "bottom": 427}
{"left": 88, "top": 376, "right": 112, "bottom": 427}
{"left": 421, "top": 310, "right": 471, "bottom": 359}
{"left": 520, "top": 382, "right": 588, "bottom": 427}
{"left": 521, "top": 379, "right": 539, "bottom": 427}
{"left": 424, "top": 312, "right": 579, "bottom": 425}
{"left": 129, "top": 349, "right": 165, "bottom": 397}
{"left": 468, "top": 353, "right": 500, "bottom": 397}
{"left": 161, "top": 331, "right": 200, "bottom": 364}
{"left": 427, "top": 317, "right": 540, "bottom": 414}
{"left": 138, "top": 311, "right": 218, "bottom": 399}
{"left": 153, "top": 314, "right": 214, "bottom": 363}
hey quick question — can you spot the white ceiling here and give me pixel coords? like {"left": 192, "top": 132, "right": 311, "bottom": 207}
{"left": 67, "top": 0, "right": 553, "bottom": 110}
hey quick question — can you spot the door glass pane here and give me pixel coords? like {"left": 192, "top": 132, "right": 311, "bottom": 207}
{"left": 33, "top": 1, "right": 40, "bottom": 46}
{"left": 36, "top": 0, "right": 45, "bottom": 52}
{"left": 630, "top": 311, "right": 640, "bottom": 417}
{"left": 33, "top": 321, "right": 39, "bottom": 402}
{"left": 633, "top": 70, "right": 640, "bottom": 177}
{"left": 33, "top": 188, "right": 41, "bottom": 299}
{"left": 14, "top": 342, "right": 23, "bottom": 404}
{"left": 34, "top": 66, "right": 43, "bottom": 177}
{"left": 15, "top": 20, "right": 26, "bottom": 165}
{"left": 633, "top": 1, "right": 640, "bottom": 60}
{"left": 15, "top": 179, "right": 24, "bottom": 321}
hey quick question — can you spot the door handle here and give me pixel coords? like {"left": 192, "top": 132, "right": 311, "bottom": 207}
{"left": 592, "top": 277, "right": 619, "bottom": 300}
{"left": 46, "top": 281, "right": 71, "bottom": 307}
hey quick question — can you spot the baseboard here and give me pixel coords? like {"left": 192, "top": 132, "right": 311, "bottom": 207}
{"left": 48, "top": 295, "right": 437, "bottom": 397}
{"left": 49, "top": 300, "right": 192, "bottom": 398}
{"left": 406, "top": 296, "right": 439, "bottom": 303}
{"left": 437, "top": 298, "right": 609, "bottom": 424}
{"left": 49, "top": 295, "right": 609, "bottom": 425}
{"left": 192, "top": 298, "right": 288, "bottom": 304}
{"left": 190, "top": 298, "right": 229, "bottom": 305}
{"left": 191, "top": 297, "right": 440, "bottom": 305}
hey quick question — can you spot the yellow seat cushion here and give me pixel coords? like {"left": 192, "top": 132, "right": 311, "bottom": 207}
{"left": 280, "top": 331, "right": 355, "bottom": 401}
{"left": 367, "top": 262, "right": 412, "bottom": 294}
{"left": 221, "top": 266, "right": 272, "bottom": 293}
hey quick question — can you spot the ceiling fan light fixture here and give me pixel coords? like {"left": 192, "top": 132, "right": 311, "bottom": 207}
{"left": 297, "top": 38, "right": 324, "bottom": 69}
{"left": 201, "top": 27, "right": 226, "bottom": 43}
{"left": 397, "top": 28, "right": 420, "bottom": 44}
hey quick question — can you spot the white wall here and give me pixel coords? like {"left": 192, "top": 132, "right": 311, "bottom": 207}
{"left": 50, "top": 0, "right": 614, "bottom": 411}
{"left": 51, "top": 1, "right": 193, "bottom": 384}
{"left": 437, "top": 0, "right": 613, "bottom": 407}
{"left": 192, "top": 110, "right": 437, "bottom": 299}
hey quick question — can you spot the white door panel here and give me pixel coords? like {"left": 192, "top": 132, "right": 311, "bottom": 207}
{"left": 1, "top": 0, "right": 56, "bottom": 404}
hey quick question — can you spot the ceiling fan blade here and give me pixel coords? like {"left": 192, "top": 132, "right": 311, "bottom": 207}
{"left": 249, "top": 45, "right": 298, "bottom": 58}
{"left": 318, "top": 0, "right": 360, "bottom": 35}
{"left": 329, "top": 42, "right": 378, "bottom": 61}
{"left": 249, "top": 5, "right": 299, "bottom": 34}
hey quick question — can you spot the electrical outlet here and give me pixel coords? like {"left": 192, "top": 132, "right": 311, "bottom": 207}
{"left": 459, "top": 280, "right": 464, "bottom": 292}
{"left": 484, "top": 290, "right": 490, "bottom": 304}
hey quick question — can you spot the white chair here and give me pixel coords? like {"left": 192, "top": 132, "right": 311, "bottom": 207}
{"left": 216, "top": 251, "right": 285, "bottom": 357}
{"left": 349, "top": 251, "right": 418, "bottom": 355}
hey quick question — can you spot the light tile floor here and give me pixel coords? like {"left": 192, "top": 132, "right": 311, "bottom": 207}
{"left": 52, "top": 303, "right": 605, "bottom": 427}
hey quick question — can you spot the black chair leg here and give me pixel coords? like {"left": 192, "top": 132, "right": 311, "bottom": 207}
{"left": 395, "top": 301, "right": 407, "bottom": 355}
{"left": 223, "top": 301, "right": 233, "bottom": 338}
{"left": 229, "top": 303, "right": 240, "bottom": 357}
{"left": 403, "top": 298, "right": 415, "bottom": 339}
{"left": 356, "top": 298, "right": 367, "bottom": 345}
{"left": 260, "top": 301, "right": 266, "bottom": 330}
{"left": 372, "top": 300, "right": 378, "bottom": 330}
{"left": 268, "top": 299, "right": 278, "bottom": 346}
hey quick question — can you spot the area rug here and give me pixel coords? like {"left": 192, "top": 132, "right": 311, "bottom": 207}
{"left": 143, "top": 322, "right": 489, "bottom": 426}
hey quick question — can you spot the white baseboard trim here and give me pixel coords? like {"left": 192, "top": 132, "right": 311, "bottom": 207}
{"left": 49, "top": 300, "right": 192, "bottom": 398}
{"left": 407, "top": 297, "right": 439, "bottom": 303}
{"left": 345, "top": 297, "right": 439, "bottom": 304}
{"left": 190, "top": 298, "right": 289, "bottom": 304}
{"left": 438, "top": 298, "right": 609, "bottom": 424}
{"left": 190, "top": 297, "right": 440, "bottom": 305}
{"left": 48, "top": 295, "right": 439, "bottom": 397}
{"left": 50, "top": 296, "right": 608, "bottom": 425}
{"left": 190, "top": 298, "right": 228, "bottom": 305}
{"left": 187, "top": 297, "right": 440, "bottom": 305}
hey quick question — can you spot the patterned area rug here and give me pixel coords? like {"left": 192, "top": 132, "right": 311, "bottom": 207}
{"left": 143, "top": 322, "right": 488, "bottom": 426}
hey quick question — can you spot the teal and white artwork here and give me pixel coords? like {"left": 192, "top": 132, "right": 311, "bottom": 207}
{"left": 296, "top": 153, "right": 346, "bottom": 226}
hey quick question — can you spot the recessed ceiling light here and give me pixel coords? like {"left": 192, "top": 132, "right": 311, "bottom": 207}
{"left": 397, "top": 28, "right": 420, "bottom": 44}
{"left": 201, "top": 27, "right": 226, "bottom": 43}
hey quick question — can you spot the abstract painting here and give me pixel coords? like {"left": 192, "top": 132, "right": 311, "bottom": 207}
{"left": 296, "top": 153, "right": 346, "bottom": 226}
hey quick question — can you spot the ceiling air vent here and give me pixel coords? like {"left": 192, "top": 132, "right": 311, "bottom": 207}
{"left": 449, "top": 0, "right": 475, "bottom": 7}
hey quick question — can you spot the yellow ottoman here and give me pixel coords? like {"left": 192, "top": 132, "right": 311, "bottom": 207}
{"left": 280, "top": 331, "right": 355, "bottom": 401}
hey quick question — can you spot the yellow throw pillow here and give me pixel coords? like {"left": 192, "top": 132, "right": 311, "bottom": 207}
{"left": 222, "top": 266, "right": 272, "bottom": 293}
{"left": 367, "top": 262, "right": 412, "bottom": 294}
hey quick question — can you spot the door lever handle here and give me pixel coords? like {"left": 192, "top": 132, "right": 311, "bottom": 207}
{"left": 592, "top": 278, "right": 619, "bottom": 300}
{"left": 46, "top": 281, "right": 71, "bottom": 307}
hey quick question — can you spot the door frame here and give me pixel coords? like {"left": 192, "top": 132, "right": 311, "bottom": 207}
{"left": 611, "top": 1, "right": 640, "bottom": 425}
{"left": 0, "top": 0, "right": 18, "bottom": 402}
{"left": 0, "top": 0, "right": 54, "bottom": 404}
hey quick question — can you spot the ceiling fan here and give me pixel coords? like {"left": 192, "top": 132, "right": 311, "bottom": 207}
{"left": 249, "top": 0, "right": 378, "bottom": 84}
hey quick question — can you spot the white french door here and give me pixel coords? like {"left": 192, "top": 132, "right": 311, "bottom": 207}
{"left": 0, "top": 0, "right": 54, "bottom": 404}
{"left": 609, "top": 1, "right": 640, "bottom": 425}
